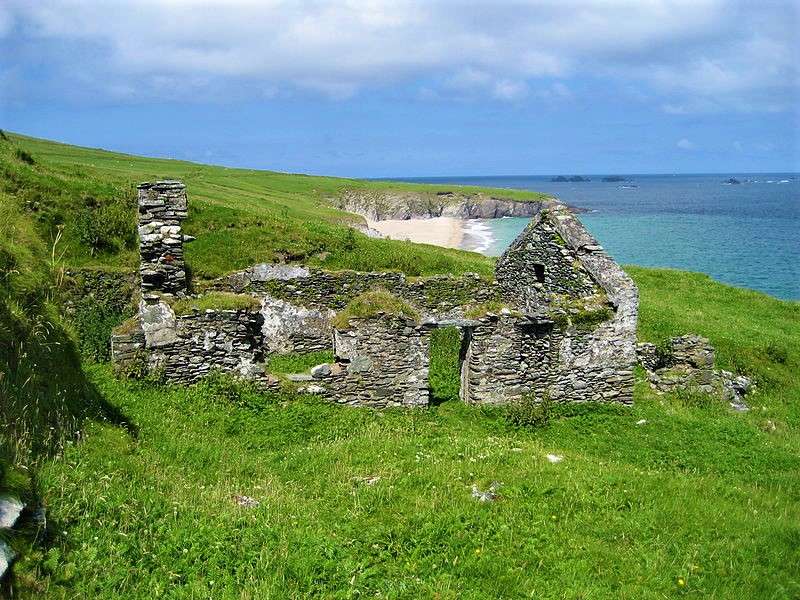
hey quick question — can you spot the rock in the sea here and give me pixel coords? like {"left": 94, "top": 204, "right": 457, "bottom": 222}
{"left": 550, "top": 175, "right": 591, "bottom": 182}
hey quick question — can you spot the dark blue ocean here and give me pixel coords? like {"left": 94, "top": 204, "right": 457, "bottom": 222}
{"left": 392, "top": 174, "right": 799, "bottom": 300}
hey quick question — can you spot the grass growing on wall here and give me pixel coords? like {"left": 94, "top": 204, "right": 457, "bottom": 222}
{"left": 332, "top": 289, "right": 420, "bottom": 328}
{"left": 12, "top": 269, "right": 800, "bottom": 599}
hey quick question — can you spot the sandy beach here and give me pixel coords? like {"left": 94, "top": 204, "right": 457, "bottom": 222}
{"left": 367, "top": 217, "right": 464, "bottom": 250}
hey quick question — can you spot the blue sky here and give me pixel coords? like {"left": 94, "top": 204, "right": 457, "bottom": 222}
{"left": 1, "top": 1, "right": 798, "bottom": 177}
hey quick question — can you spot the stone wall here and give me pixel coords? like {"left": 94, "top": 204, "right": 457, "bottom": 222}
{"left": 62, "top": 267, "right": 139, "bottom": 360}
{"left": 213, "top": 264, "right": 497, "bottom": 316}
{"left": 260, "top": 295, "right": 335, "bottom": 354}
{"left": 461, "top": 315, "right": 557, "bottom": 404}
{"left": 137, "top": 181, "right": 188, "bottom": 295}
{"left": 138, "top": 296, "right": 265, "bottom": 384}
{"left": 460, "top": 313, "right": 636, "bottom": 405}
{"left": 495, "top": 209, "right": 600, "bottom": 312}
{"left": 327, "top": 315, "right": 433, "bottom": 408}
{"left": 637, "top": 335, "right": 752, "bottom": 410}
{"left": 62, "top": 268, "right": 138, "bottom": 316}
{"left": 212, "top": 264, "right": 499, "bottom": 354}
{"left": 110, "top": 321, "right": 146, "bottom": 375}
{"left": 471, "top": 202, "right": 640, "bottom": 405}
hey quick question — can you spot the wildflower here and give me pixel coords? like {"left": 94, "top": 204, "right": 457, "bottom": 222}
{"left": 677, "top": 577, "right": 686, "bottom": 587}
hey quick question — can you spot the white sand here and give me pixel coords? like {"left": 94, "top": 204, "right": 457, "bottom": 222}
{"left": 367, "top": 217, "right": 464, "bottom": 250}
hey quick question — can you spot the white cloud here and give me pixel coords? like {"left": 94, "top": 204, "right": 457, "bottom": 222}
{"left": 492, "top": 79, "right": 528, "bottom": 101}
{"left": 677, "top": 138, "right": 695, "bottom": 150}
{"left": 2, "top": 0, "right": 797, "bottom": 109}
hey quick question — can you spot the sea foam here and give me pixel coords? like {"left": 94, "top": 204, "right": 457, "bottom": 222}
{"left": 463, "top": 220, "right": 496, "bottom": 254}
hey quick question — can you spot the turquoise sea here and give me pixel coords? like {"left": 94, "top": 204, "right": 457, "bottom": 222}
{"left": 393, "top": 174, "right": 799, "bottom": 300}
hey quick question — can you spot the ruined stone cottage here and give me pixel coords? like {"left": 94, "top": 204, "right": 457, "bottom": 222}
{"left": 112, "top": 180, "right": 639, "bottom": 408}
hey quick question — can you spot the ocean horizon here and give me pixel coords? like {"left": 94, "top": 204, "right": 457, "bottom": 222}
{"left": 387, "top": 173, "right": 800, "bottom": 301}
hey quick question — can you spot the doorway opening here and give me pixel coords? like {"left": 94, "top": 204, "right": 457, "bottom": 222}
{"left": 429, "top": 326, "right": 468, "bottom": 405}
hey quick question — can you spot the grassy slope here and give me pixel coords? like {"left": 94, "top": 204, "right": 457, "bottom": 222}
{"left": 2, "top": 132, "right": 798, "bottom": 598}
{"left": 17, "top": 270, "right": 800, "bottom": 599}
{"left": 3, "top": 132, "right": 550, "bottom": 279}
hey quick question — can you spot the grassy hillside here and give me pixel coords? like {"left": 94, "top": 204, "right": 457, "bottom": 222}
{"left": 14, "top": 269, "right": 800, "bottom": 599}
{"left": 0, "top": 128, "right": 528, "bottom": 473}
{"left": 1, "top": 131, "right": 550, "bottom": 279}
{"left": 1, "top": 131, "right": 798, "bottom": 598}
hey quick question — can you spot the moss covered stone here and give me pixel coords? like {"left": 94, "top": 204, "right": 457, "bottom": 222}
{"left": 333, "top": 289, "right": 420, "bottom": 329}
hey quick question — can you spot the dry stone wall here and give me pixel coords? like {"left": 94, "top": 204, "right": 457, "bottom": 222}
{"left": 110, "top": 323, "right": 146, "bottom": 375}
{"left": 637, "top": 335, "right": 752, "bottom": 410}
{"left": 212, "top": 264, "right": 499, "bottom": 354}
{"left": 461, "top": 313, "right": 636, "bottom": 405}
{"left": 213, "top": 265, "right": 497, "bottom": 315}
{"left": 327, "top": 316, "right": 433, "bottom": 408}
{"left": 137, "top": 181, "right": 188, "bottom": 295}
{"left": 138, "top": 296, "right": 265, "bottom": 384}
{"left": 113, "top": 179, "right": 640, "bottom": 409}
{"left": 495, "top": 211, "right": 600, "bottom": 313}
{"left": 461, "top": 315, "right": 557, "bottom": 404}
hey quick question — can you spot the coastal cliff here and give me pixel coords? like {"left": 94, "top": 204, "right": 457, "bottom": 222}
{"left": 333, "top": 188, "right": 548, "bottom": 221}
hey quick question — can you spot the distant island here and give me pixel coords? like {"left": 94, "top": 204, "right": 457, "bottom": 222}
{"left": 601, "top": 175, "right": 628, "bottom": 182}
{"left": 550, "top": 175, "right": 591, "bottom": 182}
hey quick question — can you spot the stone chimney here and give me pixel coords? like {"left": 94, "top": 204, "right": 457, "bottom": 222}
{"left": 137, "top": 180, "right": 188, "bottom": 295}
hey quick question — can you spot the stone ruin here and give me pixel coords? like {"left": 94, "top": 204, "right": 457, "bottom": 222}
{"left": 137, "top": 180, "right": 188, "bottom": 294}
{"left": 637, "top": 335, "right": 752, "bottom": 411}
{"left": 113, "top": 180, "right": 643, "bottom": 408}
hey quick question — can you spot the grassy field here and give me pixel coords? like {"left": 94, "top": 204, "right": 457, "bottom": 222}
{"left": 1, "top": 132, "right": 798, "bottom": 598}
{"left": 10, "top": 268, "right": 800, "bottom": 599}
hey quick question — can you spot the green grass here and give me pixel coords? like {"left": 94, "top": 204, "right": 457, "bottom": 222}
{"left": 11, "top": 269, "right": 799, "bottom": 599}
{"left": 429, "top": 327, "right": 463, "bottom": 403}
{"left": 2, "top": 132, "right": 799, "bottom": 598}
{"left": 170, "top": 292, "right": 261, "bottom": 315}
{"left": 267, "top": 351, "right": 335, "bottom": 375}
{"left": 332, "top": 289, "right": 420, "bottom": 328}
{"left": 0, "top": 132, "right": 506, "bottom": 279}
{"left": 0, "top": 198, "right": 116, "bottom": 471}
{"left": 463, "top": 300, "right": 520, "bottom": 319}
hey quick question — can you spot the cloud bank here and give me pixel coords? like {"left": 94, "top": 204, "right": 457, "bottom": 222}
{"left": 1, "top": 0, "right": 797, "bottom": 112}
